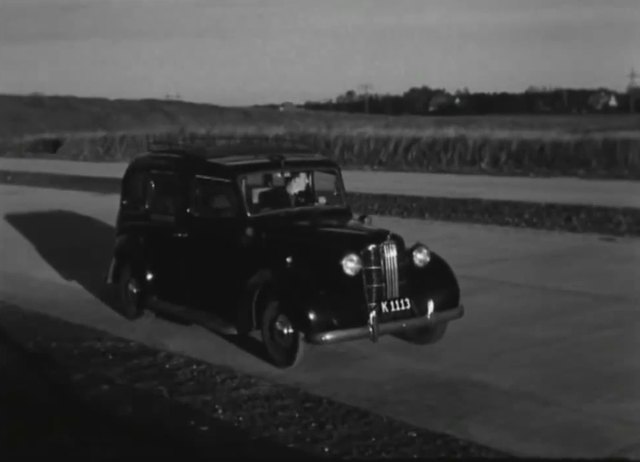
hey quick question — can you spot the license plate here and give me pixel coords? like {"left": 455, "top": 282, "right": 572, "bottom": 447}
{"left": 379, "top": 297, "right": 412, "bottom": 316}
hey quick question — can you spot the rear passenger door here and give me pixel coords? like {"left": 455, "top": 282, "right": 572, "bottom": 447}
{"left": 143, "top": 170, "right": 188, "bottom": 304}
{"left": 185, "top": 176, "right": 244, "bottom": 317}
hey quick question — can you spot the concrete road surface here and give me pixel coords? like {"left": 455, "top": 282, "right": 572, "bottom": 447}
{"left": 2, "top": 157, "right": 639, "bottom": 208}
{"left": 1, "top": 184, "right": 639, "bottom": 458}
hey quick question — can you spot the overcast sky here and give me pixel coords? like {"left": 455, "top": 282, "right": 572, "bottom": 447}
{"left": 0, "top": 0, "right": 638, "bottom": 106}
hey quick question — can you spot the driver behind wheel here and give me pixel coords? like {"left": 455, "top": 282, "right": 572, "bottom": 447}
{"left": 259, "top": 171, "right": 313, "bottom": 209}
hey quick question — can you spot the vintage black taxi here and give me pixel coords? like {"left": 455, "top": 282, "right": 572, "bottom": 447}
{"left": 105, "top": 142, "right": 464, "bottom": 368}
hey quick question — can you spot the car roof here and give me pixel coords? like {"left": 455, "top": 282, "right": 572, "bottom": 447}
{"left": 127, "top": 141, "right": 339, "bottom": 177}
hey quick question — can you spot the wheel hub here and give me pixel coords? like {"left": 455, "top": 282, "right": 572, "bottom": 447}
{"left": 126, "top": 278, "right": 140, "bottom": 302}
{"left": 273, "top": 314, "right": 294, "bottom": 345}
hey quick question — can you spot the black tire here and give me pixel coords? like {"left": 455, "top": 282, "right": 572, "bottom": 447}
{"left": 261, "top": 300, "right": 304, "bottom": 369}
{"left": 236, "top": 270, "right": 271, "bottom": 337}
{"left": 397, "top": 322, "right": 448, "bottom": 345}
{"left": 118, "top": 264, "right": 145, "bottom": 320}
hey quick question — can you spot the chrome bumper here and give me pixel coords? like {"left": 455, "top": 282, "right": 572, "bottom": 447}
{"left": 306, "top": 304, "right": 464, "bottom": 345}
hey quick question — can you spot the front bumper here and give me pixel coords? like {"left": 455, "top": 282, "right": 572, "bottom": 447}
{"left": 306, "top": 304, "right": 464, "bottom": 345}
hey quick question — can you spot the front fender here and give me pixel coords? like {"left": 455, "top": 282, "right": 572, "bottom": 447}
{"left": 275, "top": 263, "right": 366, "bottom": 336}
{"left": 235, "top": 264, "right": 329, "bottom": 335}
{"left": 406, "top": 251, "right": 461, "bottom": 314}
{"left": 244, "top": 251, "right": 462, "bottom": 336}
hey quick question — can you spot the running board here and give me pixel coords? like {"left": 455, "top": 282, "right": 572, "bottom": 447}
{"left": 148, "top": 298, "right": 238, "bottom": 336}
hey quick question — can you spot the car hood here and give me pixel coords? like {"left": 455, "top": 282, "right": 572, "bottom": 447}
{"left": 250, "top": 210, "right": 402, "bottom": 254}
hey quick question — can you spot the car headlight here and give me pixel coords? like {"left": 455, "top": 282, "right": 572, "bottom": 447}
{"left": 341, "top": 253, "right": 362, "bottom": 276}
{"left": 412, "top": 245, "right": 431, "bottom": 267}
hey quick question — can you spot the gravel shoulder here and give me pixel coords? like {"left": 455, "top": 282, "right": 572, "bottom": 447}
{"left": 0, "top": 301, "right": 507, "bottom": 459}
{"left": 0, "top": 307, "right": 309, "bottom": 460}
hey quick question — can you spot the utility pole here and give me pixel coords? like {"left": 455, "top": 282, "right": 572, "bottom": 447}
{"left": 628, "top": 68, "right": 639, "bottom": 114}
{"left": 358, "top": 83, "right": 373, "bottom": 114}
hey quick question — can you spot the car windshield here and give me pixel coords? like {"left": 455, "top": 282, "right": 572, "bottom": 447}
{"left": 241, "top": 168, "right": 346, "bottom": 215}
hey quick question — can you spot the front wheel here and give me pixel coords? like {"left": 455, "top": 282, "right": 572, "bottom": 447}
{"left": 118, "top": 264, "right": 145, "bottom": 320}
{"left": 261, "top": 300, "right": 304, "bottom": 368}
{"left": 397, "top": 322, "right": 448, "bottom": 345}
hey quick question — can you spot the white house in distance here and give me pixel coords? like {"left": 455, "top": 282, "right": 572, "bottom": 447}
{"left": 279, "top": 102, "right": 304, "bottom": 112}
{"left": 588, "top": 90, "right": 619, "bottom": 111}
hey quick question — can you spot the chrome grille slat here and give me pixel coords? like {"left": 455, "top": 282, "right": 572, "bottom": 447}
{"left": 382, "top": 244, "right": 393, "bottom": 298}
{"left": 392, "top": 244, "right": 399, "bottom": 296}
{"left": 382, "top": 245, "right": 393, "bottom": 298}
{"left": 393, "top": 243, "right": 399, "bottom": 296}
{"left": 361, "top": 245, "right": 380, "bottom": 312}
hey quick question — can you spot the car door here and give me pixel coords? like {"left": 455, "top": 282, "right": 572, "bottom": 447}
{"left": 185, "top": 175, "right": 245, "bottom": 319}
{"left": 143, "top": 170, "right": 188, "bottom": 305}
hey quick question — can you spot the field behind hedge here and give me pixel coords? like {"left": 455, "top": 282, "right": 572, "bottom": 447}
{"left": 2, "top": 94, "right": 639, "bottom": 179}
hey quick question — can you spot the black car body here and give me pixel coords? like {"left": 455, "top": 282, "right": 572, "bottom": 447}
{"left": 106, "top": 143, "right": 464, "bottom": 367}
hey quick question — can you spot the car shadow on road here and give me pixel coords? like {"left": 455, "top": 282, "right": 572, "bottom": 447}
{"left": 5, "top": 210, "right": 121, "bottom": 311}
{"left": 219, "top": 332, "right": 273, "bottom": 365}
{"left": 4, "top": 210, "right": 275, "bottom": 366}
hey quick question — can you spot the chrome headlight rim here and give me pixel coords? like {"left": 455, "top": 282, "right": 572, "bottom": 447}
{"left": 341, "top": 252, "right": 363, "bottom": 276}
{"left": 412, "top": 244, "right": 431, "bottom": 267}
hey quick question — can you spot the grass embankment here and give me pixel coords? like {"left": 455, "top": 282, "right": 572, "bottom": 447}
{"left": 2, "top": 94, "right": 639, "bottom": 179}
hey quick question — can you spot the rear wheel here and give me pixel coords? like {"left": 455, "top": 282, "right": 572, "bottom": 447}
{"left": 261, "top": 300, "right": 304, "bottom": 369}
{"left": 118, "top": 264, "right": 145, "bottom": 320}
{"left": 397, "top": 323, "right": 448, "bottom": 345}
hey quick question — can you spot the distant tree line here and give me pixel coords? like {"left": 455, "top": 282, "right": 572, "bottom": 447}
{"left": 301, "top": 85, "right": 640, "bottom": 116}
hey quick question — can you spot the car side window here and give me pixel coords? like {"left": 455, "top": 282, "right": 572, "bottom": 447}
{"left": 313, "top": 170, "right": 342, "bottom": 206}
{"left": 189, "top": 177, "right": 239, "bottom": 219}
{"left": 145, "top": 172, "right": 183, "bottom": 218}
{"left": 121, "top": 170, "right": 148, "bottom": 211}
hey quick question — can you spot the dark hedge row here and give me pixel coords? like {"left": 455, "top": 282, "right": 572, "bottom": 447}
{"left": 348, "top": 193, "right": 640, "bottom": 237}
{"left": 1, "top": 170, "right": 638, "bottom": 236}
{"left": 3, "top": 130, "right": 640, "bottom": 179}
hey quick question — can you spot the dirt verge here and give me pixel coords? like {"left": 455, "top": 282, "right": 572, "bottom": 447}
{"left": 0, "top": 301, "right": 507, "bottom": 459}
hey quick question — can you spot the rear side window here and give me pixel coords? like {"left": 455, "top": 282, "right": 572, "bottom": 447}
{"left": 145, "top": 172, "right": 184, "bottom": 217}
{"left": 121, "top": 170, "right": 148, "bottom": 211}
{"left": 189, "top": 177, "right": 240, "bottom": 218}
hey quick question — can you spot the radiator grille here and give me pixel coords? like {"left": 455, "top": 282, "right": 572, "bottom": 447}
{"left": 381, "top": 240, "right": 399, "bottom": 298}
{"left": 362, "top": 239, "right": 400, "bottom": 312}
